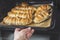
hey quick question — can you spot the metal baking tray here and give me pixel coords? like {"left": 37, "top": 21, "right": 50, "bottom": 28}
{"left": 0, "top": 1, "right": 55, "bottom": 31}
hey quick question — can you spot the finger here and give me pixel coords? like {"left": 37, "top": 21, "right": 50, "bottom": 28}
{"left": 31, "top": 29, "right": 34, "bottom": 34}
{"left": 27, "top": 29, "right": 34, "bottom": 39}
{"left": 14, "top": 28, "right": 21, "bottom": 32}
{"left": 26, "top": 27, "right": 32, "bottom": 33}
{"left": 20, "top": 27, "right": 31, "bottom": 34}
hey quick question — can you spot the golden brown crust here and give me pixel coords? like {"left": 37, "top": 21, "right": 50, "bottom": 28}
{"left": 8, "top": 12, "right": 16, "bottom": 17}
{"left": 3, "top": 16, "right": 12, "bottom": 25}
{"left": 15, "top": 4, "right": 36, "bottom": 14}
{"left": 18, "top": 13, "right": 32, "bottom": 19}
{"left": 33, "top": 5, "right": 50, "bottom": 23}
{"left": 38, "top": 4, "right": 51, "bottom": 11}
{"left": 33, "top": 15, "right": 43, "bottom": 23}
{"left": 15, "top": 17, "right": 21, "bottom": 25}
{"left": 20, "top": 18, "right": 32, "bottom": 25}
{"left": 3, "top": 16, "right": 32, "bottom": 25}
{"left": 11, "top": 17, "right": 16, "bottom": 25}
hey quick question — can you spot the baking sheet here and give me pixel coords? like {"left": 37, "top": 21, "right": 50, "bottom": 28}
{"left": 0, "top": 1, "right": 55, "bottom": 30}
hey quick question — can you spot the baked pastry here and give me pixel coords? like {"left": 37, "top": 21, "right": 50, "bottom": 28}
{"left": 33, "top": 5, "right": 50, "bottom": 23}
{"left": 15, "top": 2, "right": 36, "bottom": 14}
{"left": 11, "top": 8, "right": 21, "bottom": 13}
{"left": 3, "top": 17, "right": 21, "bottom": 25}
{"left": 35, "top": 11, "right": 49, "bottom": 17}
{"left": 11, "top": 17, "right": 16, "bottom": 25}
{"left": 20, "top": 18, "right": 32, "bottom": 25}
{"left": 18, "top": 13, "right": 32, "bottom": 19}
{"left": 8, "top": 12, "right": 17, "bottom": 17}
{"left": 34, "top": 12, "right": 49, "bottom": 23}
{"left": 40, "top": 4, "right": 51, "bottom": 11}
{"left": 3, "top": 16, "right": 32, "bottom": 25}
{"left": 15, "top": 17, "right": 21, "bottom": 25}
{"left": 3, "top": 16, "right": 13, "bottom": 25}
{"left": 28, "top": 6, "right": 36, "bottom": 14}
{"left": 12, "top": 6, "right": 36, "bottom": 17}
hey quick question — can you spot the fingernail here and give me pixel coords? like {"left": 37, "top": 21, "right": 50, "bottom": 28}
{"left": 27, "top": 27, "right": 31, "bottom": 30}
{"left": 32, "top": 29, "right": 34, "bottom": 33}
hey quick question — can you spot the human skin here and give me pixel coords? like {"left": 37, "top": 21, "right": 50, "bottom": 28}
{"left": 14, "top": 27, "right": 34, "bottom": 40}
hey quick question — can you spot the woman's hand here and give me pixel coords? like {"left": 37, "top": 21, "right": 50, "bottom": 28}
{"left": 14, "top": 27, "right": 34, "bottom": 40}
